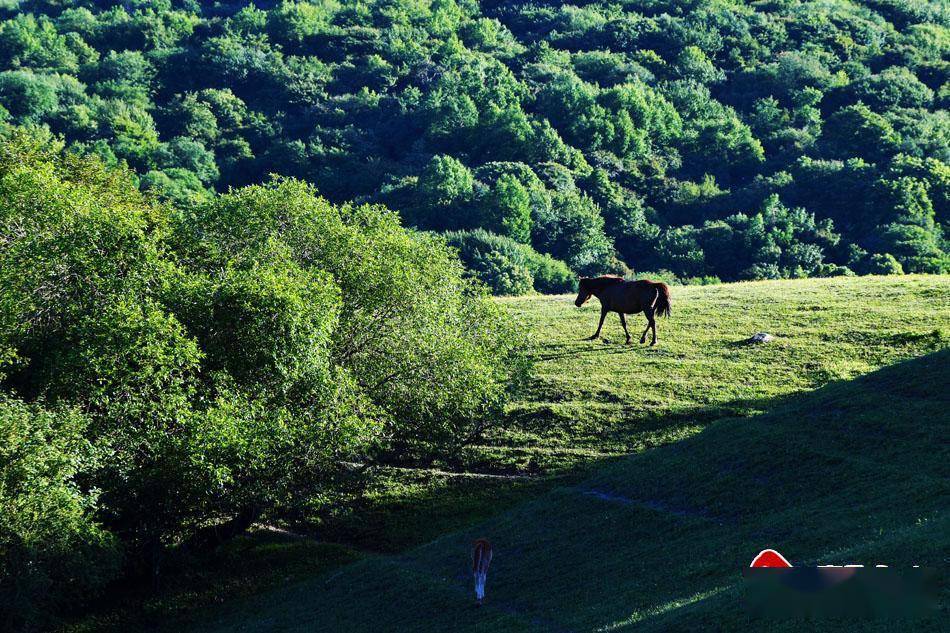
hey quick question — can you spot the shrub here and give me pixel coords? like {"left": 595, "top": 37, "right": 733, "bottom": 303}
{"left": 532, "top": 190, "right": 615, "bottom": 275}
{"left": 530, "top": 251, "right": 576, "bottom": 293}
{"left": 864, "top": 252, "right": 905, "bottom": 275}
{"left": 630, "top": 270, "right": 721, "bottom": 286}
{"left": 680, "top": 275, "right": 723, "bottom": 285}
{"left": 815, "top": 263, "right": 855, "bottom": 277}
{"left": 467, "top": 247, "right": 535, "bottom": 296}
{"left": 873, "top": 222, "right": 947, "bottom": 273}
{"left": 0, "top": 398, "right": 121, "bottom": 631}
{"left": 444, "top": 229, "right": 575, "bottom": 295}
{"left": 172, "top": 180, "right": 527, "bottom": 461}
{"left": 0, "top": 128, "right": 216, "bottom": 556}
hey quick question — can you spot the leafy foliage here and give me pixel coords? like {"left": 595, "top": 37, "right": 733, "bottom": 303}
{"left": 0, "top": 398, "right": 120, "bottom": 631}
{"left": 0, "top": 0, "right": 944, "bottom": 286}
{"left": 444, "top": 229, "right": 575, "bottom": 295}
{"left": 0, "top": 129, "right": 523, "bottom": 627}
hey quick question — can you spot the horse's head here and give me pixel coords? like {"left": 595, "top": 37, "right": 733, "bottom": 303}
{"left": 574, "top": 278, "right": 592, "bottom": 307}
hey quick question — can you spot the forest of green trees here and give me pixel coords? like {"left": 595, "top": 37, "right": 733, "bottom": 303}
{"left": 0, "top": 0, "right": 945, "bottom": 292}
{"left": 0, "top": 128, "right": 525, "bottom": 630}
{"left": 0, "top": 0, "right": 948, "bottom": 628}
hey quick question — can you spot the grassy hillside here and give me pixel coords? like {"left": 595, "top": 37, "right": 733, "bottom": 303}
{"left": 158, "top": 275, "right": 950, "bottom": 632}
{"left": 182, "top": 336, "right": 949, "bottom": 632}
{"left": 320, "top": 275, "right": 949, "bottom": 554}
{"left": 493, "top": 274, "right": 949, "bottom": 468}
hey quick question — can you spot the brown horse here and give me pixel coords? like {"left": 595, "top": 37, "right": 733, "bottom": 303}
{"left": 575, "top": 276, "right": 671, "bottom": 345}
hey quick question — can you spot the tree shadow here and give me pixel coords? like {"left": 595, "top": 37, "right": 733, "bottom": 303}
{"left": 164, "top": 351, "right": 949, "bottom": 633}
{"left": 408, "top": 350, "right": 950, "bottom": 632}
{"left": 579, "top": 349, "right": 949, "bottom": 631}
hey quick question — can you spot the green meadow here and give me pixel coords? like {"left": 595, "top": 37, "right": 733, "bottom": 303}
{"left": 68, "top": 276, "right": 950, "bottom": 632}
{"left": 320, "top": 275, "right": 950, "bottom": 553}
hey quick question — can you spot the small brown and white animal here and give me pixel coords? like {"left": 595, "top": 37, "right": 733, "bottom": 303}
{"left": 575, "top": 276, "right": 672, "bottom": 345}
{"left": 472, "top": 538, "right": 493, "bottom": 606}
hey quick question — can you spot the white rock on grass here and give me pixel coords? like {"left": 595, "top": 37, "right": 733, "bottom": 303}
{"left": 748, "top": 332, "right": 774, "bottom": 343}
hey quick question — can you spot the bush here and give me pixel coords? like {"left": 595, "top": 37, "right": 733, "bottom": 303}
{"left": 0, "top": 398, "right": 121, "bottom": 631}
{"left": 172, "top": 180, "right": 527, "bottom": 461}
{"left": 0, "top": 128, "right": 218, "bottom": 556}
{"left": 815, "top": 263, "right": 855, "bottom": 277}
{"left": 444, "top": 229, "right": 575, "bottom": 295}
{"left": 468, "top": 247, "right": 535, "bottom": 296}
{"left": 680, "top": 275, "right": 723, "bottom": 285}
{"left": 630, "top": 269, "right": 680, "bottom": 285}
{"left": 532, "top": 190, "right": 615, "bottom": 275}
{"left": 530, "top": 251, "right": 576, "bottom": 293}
{"left": 864, "top": 252, "right": 905, "bottom": 275}
{"left": 873, "top": 223, "right": 948, "bottom": 273}
{"left": 630, "top": 270, "right": 721, "bottom": 286}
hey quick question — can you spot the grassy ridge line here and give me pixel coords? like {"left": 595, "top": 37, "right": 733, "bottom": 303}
{"left": 184, "top": 345, "right": 948, "bottom": 631}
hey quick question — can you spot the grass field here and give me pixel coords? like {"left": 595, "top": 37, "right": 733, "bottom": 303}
{"left": 495, "top": 275, "right": 948, "bottom": 470}
{"left": 318, "top": 276, "right": 950, "bottom": 553}
{"left": 65, "top": 276, "right": 950, "bottom": 632}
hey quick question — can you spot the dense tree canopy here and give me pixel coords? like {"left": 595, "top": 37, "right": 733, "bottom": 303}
{"left": 0, "top": 128, "right": 523, "bottom": 627}
{"left": 0, "top": 0, "right": 946, "bottom": 283}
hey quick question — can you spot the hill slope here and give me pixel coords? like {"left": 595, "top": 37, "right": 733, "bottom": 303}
{"left": 179, "top": 278, "right": 949, "bottom": 633}
{"left": 481, "top": 275, "right": 949, "bottom": 473}
{"left": 186, "top": 349, "right": 948, "bottom": 632}
{"left": 312, "top": 275, "right": 950, "bottom": 554}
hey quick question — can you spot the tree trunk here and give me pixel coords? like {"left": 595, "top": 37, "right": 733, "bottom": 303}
{"left": 183, "top": 507, "right": 262, "bottom": 554}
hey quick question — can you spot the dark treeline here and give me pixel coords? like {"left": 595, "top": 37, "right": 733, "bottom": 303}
{"left": 0, "top": 0, "right": 945, "bottom": 293}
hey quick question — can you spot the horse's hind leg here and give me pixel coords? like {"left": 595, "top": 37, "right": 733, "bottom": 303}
{"left": 640, "top": 308, "right": 655, "bottom": 345}
{"left": 619, "top": 313, "right": 632, "bottom": 344}
{"left": 647, "top": 308, "right": 658, "bottom": 346}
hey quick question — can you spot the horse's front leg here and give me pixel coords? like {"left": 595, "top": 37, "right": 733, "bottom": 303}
{"left": 588, "top": 307, "right": 608, "bottom": 340}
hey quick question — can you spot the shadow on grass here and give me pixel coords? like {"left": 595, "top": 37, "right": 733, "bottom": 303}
{"left": 61, "top": 532, "right": 362, "bottom": 633}
{"left": 533, "top": 341, "right": 634, "bottom": 362}
{"left": 174, "top": 350, "right": 948, "bottom": 633}
{"left": 316, "top": 345, "right": 946, "bottom": 557}
{"left": 576, "top": 349, "right": 949, "bottom": 632}
{"left": 64, "top": 350, "right": 949, "bottom": 633}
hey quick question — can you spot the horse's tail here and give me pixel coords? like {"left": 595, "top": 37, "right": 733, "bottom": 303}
{"left": 652, "top": 282, "right": 671, "bottom": 318}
